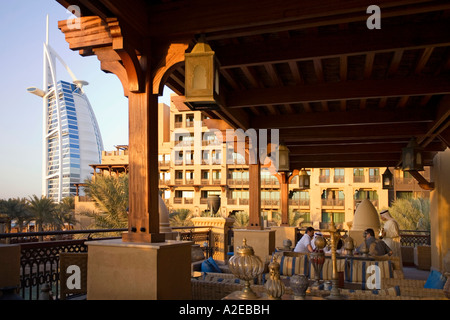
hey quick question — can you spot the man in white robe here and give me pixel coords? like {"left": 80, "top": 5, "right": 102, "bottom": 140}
{"left": 380, "top": 209, "right": 402, "bottom": 265}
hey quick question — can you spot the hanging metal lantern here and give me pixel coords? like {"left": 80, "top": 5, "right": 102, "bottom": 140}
{"left": 276, "top": 143, "right": 290, "bottom": 172}
{"left": 402, "top": 137, "right": 424, "bottom": 171}
{"left": 184, "top": 37, "right": 221, "bottom": 111}
{"left": 298, "top": 169, "right": 310, "bottom": 190}
{"left": 381, "top": 167, "right": 394, "bottom": 190}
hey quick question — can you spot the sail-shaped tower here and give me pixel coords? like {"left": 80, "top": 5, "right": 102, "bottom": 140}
{"left": 28, "top": 16, "right": 104, "bottom": 202}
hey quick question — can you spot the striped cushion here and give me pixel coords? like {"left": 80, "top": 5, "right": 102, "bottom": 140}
{"left": 345, "top": 259, "right": 394, "bottom": 289}
{"left": 278, "top": 255, "right": 310, "bottom": 277}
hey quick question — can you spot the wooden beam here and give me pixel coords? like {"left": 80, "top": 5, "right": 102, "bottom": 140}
{"left": 279, "top": 123, "right": 429, "bottom": 142}
{"left": 145, "top": 0, "right": 449, "bottom": 38}
{"left": 290, "top": 152, "right": 435, "bottom": 162}
{"left": 288, "top": 141, "right": 446, "bottom": 155}
{"left": 408, "top": 170, "right": 435, "bottom": 190}
{"left": 215, "top": 19, "right": 450, "bottom": 69}
{"left": 227, "top": 76, "right": 450, "bottom": 108}
{"left": 251, "top": 107, "right": 435, "bottom": 129}
{"left": 290, "top": 159, "right": 434, "bottom": 168}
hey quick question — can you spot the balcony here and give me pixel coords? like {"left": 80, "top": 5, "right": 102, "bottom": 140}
{"left": 289, "top": 199, "right": 310, "bottom": 207}
{"left": 261, "top": 199, "right": 280, "bottom": 207}
{"left": 185, "top": 179, "right": 194, "bottom": 185}
{"left": 201, "top": 179, "right": 210, "bottom": 185}
{"left": 184, "top": 198, "right": 194, "bottom": 204}
{"left": 174, "top": 197, "right": 182, "bottom": 204}
{"left": 239, "top": 198, "right": 249, "bottom": 205}
{"left": 369, "top": 175, "right": 381, "bottom": 183}
{"left": 353, "top": 176, "right": 365, "bottom": 183}
{"left": 174, "top": 160, "right": 183, "bottom": 166}
{"left": 212, "top": 179, "right": 222, "bottom": 185}
{"left": 174, "top": 179, "right": 183, "bottom": 185}
{"left": 333, "top": 176, "right": 345, "bottom": 183}
{"left": 321, "top": 199, "right": 345, "bottom": 207}
{"left": 158, "top": 160, "right": 170, "bottom": 167}
{"left": 227, "top": 198, "right": 237, "bottom": 205}
{"left": 261, "top": 178, "right": 279, "bottom": 187}
{"left": 319, "top": 175, "right": 330, "bottom": 183}
{"left": 227, "top": 179, "right": 249, "bottom": 187}
{"left": 159, "top": 179, "right": 171, "bottom": 185}
{"left": 174, "top": 122, "right": 183, "bottom": 128}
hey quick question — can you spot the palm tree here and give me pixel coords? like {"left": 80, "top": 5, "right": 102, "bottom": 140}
{"left": 54, "top": 197, "right": 77, "bottom": 230}
{"left": 27, "top": 195, "right": 57, "bottom": 238}
{"left": 81, "top": 174, "right": 129, "bottom": 229}
{"left": 169, "top": 209, "right": 193, "bottom": 227}
{"left": 233, "top": 211, "right": 249, "bottom": 228}
{"left": 0, "top": 198, "right": 33, "bottom": 232}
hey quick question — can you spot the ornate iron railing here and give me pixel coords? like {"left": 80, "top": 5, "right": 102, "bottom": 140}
{"left": 0, "top": 227, "right": 214, "bottom": 300}
{"left": 399, "top": 230, "right": 431, "bottom": 247}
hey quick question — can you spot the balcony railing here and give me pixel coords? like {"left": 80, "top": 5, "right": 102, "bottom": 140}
{"left": 399, "top": 230, "right": 431, "bottom": 247}
{"left": 239, "top": 199, "right": 249, "bottom": 205}
{"left": 319, "top": 176, "right": 330, "bottom": 183}
{"left": 262, "top": 199, "right": 280, "bottom": 206}
{"left": 0, "top": 227, "right": 214, "bottom": 300}
{"left": 333, "top": 176, "right": 345, "bottom": 183}
{"left": 289, "top": 199, "right": 310, "bottom": 207}
{"left": 227, "top": 179, "right": 249, "bottom": 186}
{"left": 369, "top": 175, "right": 381, "bottom": 183}
{"left": 174, "top": 197, "right": 182, "bottom": 204}
{"left": 158, "top": 161, "right": 170, "bottom": 167}
{"left": 321, "top": 199, "right": 345, "bottom": 207}
{"left": 353, "top": 176, "right": 365, "bottom": 183}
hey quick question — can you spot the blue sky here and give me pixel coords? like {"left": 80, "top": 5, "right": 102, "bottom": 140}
{"left": 0, "top": 1, "right": 172, "bottom": 199}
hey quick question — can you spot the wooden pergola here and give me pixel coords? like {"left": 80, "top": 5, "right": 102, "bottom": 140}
{"left": 57, "top": 1, "right": 450, "bottom": 256}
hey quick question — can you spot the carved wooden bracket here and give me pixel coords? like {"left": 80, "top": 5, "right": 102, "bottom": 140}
{"left": 408, "top": 170, "right": 435, "bottom": 190}
{"left": 59, "top": 16, "right": 188, "bottom": 96}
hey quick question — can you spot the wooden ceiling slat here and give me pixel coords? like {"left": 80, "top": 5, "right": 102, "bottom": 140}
{"left": 251, "top": 107, "right": 435, "bottom": 129}
{"left": 226, "top": 76, "right": 450, "bottom": 108}
{"left": 215, "top": 19, "right": 450, "bottom": 69}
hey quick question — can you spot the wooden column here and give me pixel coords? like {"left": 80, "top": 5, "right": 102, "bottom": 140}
{"left": 279, "top": 172, "right": 290, "bottom": 226}
{"left": 248, "top": 162, "right": 263, "bottom": 230}
{"left": 122, "top": 91, "right": 164, "bottom": 243}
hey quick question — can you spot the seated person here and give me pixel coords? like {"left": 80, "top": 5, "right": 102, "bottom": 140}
{"left": 294, "top": 227, "right": 315, "bottom": 253}
{"left": 355, "top": 228, "right": 393, "bottom": 256}
{"left": 324, "top": 238, "right": 344, "bottom": 255}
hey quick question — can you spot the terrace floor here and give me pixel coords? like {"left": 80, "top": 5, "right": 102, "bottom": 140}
{"left": 403, "top": 266, "right": 431, "bottom": 280}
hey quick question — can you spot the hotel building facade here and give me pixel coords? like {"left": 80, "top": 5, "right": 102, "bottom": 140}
{"left": 157, "top": 97, "right": 431, "bottom": 229}
{"left": 78, "top": 96, "right": 430, "bottom": 229}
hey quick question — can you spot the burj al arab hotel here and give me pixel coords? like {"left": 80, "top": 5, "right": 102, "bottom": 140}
{"left": 28, "top": 17, "right": 104, "bottom": 202}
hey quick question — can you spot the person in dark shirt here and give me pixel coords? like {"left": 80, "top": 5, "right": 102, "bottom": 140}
{"left": 356, "top": 228, "right": 393, "bottom": 256}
